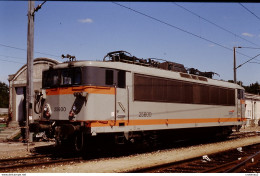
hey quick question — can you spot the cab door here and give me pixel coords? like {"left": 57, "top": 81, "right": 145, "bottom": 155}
{"left": 115, "top": 70, "right": 128, "bottom": 124}
{"left": 237, "top": 89, "right": 245, "bottom": 121}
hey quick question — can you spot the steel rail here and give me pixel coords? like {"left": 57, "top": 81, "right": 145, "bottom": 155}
{"left": 0, "top": 156, "right": 81, "bottom": 170}
{"left": 128, "top": 138, "right": 260, "bottom": 173}
{"left": 225, "top": 150, "right": 260, "bottom": 173}
{"left": 127, "top": 156, "right": 201, "bottom": 173}
{"left": 0, "top": 155, "right": 49, "bottom": 163}
{"left": 202, "top": 160, "right": 240, "bottom": 173}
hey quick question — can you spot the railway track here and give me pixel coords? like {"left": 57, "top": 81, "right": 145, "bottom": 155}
{"left": 132, "top": 143, "right": 260, "bottom": 173}
{"left": 0, "top": 130, "right": 259, "bottom": 172}
{"left": 229, "top": 131, "right": 260, "bottom": 140}
{"left": 0, "top": 154, "right": 82, "bottom": 172}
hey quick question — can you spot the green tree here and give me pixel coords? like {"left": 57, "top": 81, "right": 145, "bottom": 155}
{"left": 0, "top": 82, "right": 9, "bottom": 108}
{"left": 243, "top": 82, "right": 260, "bottom": 94}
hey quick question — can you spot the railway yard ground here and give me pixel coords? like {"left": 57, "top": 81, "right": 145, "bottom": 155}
{"left": 0, "top": 125, "right": 259, "bottom": 173}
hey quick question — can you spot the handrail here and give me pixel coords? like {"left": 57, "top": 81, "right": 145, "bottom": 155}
{"left": 114, "top": 85, "right": 117, "bottom": 126}
{"left": 127, "top": 86, "right": 130, "bottom": 123}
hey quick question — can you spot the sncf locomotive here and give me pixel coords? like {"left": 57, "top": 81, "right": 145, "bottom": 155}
{"left": 30, "top": 51, "right": 246, "bottom": 152}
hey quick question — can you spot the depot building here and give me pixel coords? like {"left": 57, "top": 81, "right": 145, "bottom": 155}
{"left": 8, "top": 58, "right": 59, "bottom": 123}
{"left": 245, "top": 93, "right": 260, "bottom": 127}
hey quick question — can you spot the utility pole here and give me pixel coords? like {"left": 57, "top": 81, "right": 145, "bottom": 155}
{"left": 26, "top": 1, "right": 46, "bottom": 147}
{"left": 233, "top": 46, "right": 241, "bottom": 84}
{"left": 233, "top": 47, "right": 236, "bottom": 84}
{"left": 26, "top": 1, "right": 35, "bottom": 145}
{"left": 233, "top": 46, "right": 260, "bottom": 84}
{"left": 233, "top": 47, "right": 237, "bottom": 84}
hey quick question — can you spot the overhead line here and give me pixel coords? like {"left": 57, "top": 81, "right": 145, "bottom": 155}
{"left": 237, "top": 53, "right": 260, "bottom": 69}
{"left": 112, "top": 2, "right": 258, "bottom": 61}
{"left": 239, "top": 3, "right": 260, "bottom": 21}
{"left": 0, "top": 54, "right": 25, "bottom": 60}
{"left": 249, "top": 61, "right": 260, "bottom": 64}
{"left": 0, "top": 43, "right": 60, "bottom": 58}
{"left": 112, "top": 2, "right": 231, "bottom": 50}
{"left": 173, "top": 2, "right": 259, "bottom": 47}
{"left": 239, "top": 47, "right": 260, "bottom": 50}
{"left": 0, "top": 59, "right": 24, "bottom": 64}
{"left": 0, "top": 43, "right": 25, "bottom": 52}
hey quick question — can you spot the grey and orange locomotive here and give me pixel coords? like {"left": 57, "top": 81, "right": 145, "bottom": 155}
{"left": 30, "top": 51, "right": 246, "bottom": 153}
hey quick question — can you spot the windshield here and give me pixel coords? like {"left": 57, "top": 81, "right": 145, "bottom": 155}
{"left": 43, "top": 67, "right": 82, "bottom": 88}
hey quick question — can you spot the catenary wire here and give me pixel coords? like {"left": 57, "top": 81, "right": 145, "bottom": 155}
{"left": 239, "top": 47, "right": 260, "bottom": 50}
{"left": 249, "top": 61, "right": 260, "bottom": 64}
{"left": 237, "top": 53, "right": 260, "bottom": 69}
{"left": 239, "top": 3, "right": 260, "bottom": 21}
{"left": 0, "top": 54, "right": 25, "bottom": 60}
{"left": 173, "top": 2, "right": 259, "bottom": 47}
{"left": 0, "top": 43, "right": 60, "bottom": 58}
{"left": 0, "top": 58, "right": 24, "bottom": 64}
{"left": 112, "top": 2, "right": 259, "bottom": 62}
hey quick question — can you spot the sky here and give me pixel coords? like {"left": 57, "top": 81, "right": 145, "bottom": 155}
{"left": 0, "top": 1, "right": 260, "bottom": 86}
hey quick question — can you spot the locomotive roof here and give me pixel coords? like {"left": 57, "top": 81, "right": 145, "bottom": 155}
{"left": 48, "top": 60, "right": 244, "bottom": 90}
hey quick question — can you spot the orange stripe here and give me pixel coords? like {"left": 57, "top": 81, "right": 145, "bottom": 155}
{"left": 86, "top": 118, "right": 244, "bottom": 127}
{"left": 46, "top": 86, "right": 115, "bottom": 95}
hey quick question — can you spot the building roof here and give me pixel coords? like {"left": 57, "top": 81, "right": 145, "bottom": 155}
{"left": 245, "top": 92, "right": 260, "bottom": 101}
{"left": 8, "top": 57, "right": 59, "bottom": 82}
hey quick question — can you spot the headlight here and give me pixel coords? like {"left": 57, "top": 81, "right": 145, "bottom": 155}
{"left": 43, "top": 103, "right": 51, "bottom": 119}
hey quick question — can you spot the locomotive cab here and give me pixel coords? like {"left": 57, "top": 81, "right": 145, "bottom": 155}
{"left": 31, "top": 62, "right": 129, "bottom": 151}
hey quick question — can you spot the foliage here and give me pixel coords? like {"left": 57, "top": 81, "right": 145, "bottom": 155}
{"left": 0, "top": 82, "right": 9, "bottom": 108}
{"left": 243, "top": 82, "right": 260, "bottom": 95}
{"left": 228, "top": 80, "right": 260, "bottom": 94}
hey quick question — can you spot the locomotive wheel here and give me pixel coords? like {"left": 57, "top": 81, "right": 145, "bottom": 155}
{"left": 55, "top": 138, "right": 75, "bottom": 152}
{"left": 74, "top": 131, "right": 84, "bottom": 152}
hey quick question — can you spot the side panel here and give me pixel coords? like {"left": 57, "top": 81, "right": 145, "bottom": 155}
{"left": 90, "top": 72, "right": 243, "bottom": 134}
{"left": 85, "top": 93, "right": 115, "bottom": 121}
{"left": 90, "top": 103, "right": 240, "bottom": 133}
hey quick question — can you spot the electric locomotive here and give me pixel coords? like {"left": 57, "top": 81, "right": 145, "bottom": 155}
{"left": 30, "top": 51, "right": 246, "bottom": 152}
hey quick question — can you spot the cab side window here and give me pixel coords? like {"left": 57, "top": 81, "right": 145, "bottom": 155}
{"left": 117, "top": 70, "right": 126, "bottom": 88}
{"left": 105, "top": 69, "right": 126, "bottom": 88}
{"left": 105, "top": 70, "right": 114, "bottom": 85}
{"left": 237, "top": 89, "right": 245, "bottom": 99}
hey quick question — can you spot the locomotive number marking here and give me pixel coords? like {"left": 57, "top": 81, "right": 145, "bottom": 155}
{"left": 139, "top": 112, "right": 152, "bottom": 117}
{"left": 54, "top": 107, "right": 66, "bottom": 112}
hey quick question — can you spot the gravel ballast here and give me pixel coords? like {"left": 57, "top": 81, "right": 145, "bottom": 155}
{"left": 20, "top": 135, "right": 260, "bottom": 173}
